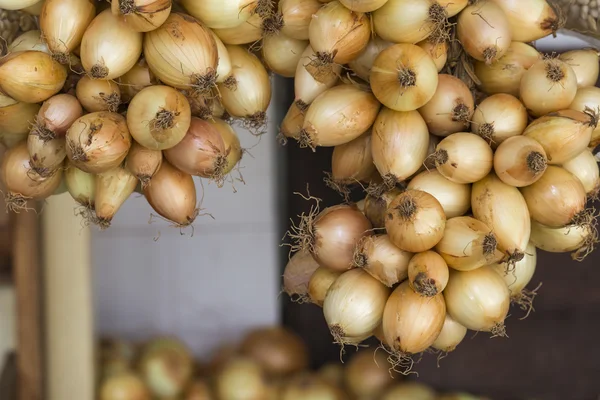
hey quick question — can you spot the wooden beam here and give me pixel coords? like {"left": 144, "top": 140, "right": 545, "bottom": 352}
{"left": 0, "top": 352, "right": 17, "bottom": 400}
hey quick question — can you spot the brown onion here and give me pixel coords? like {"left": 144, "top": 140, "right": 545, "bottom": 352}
{"left": 117, "top": 58, "right": 159, "bottom": 103}
{"left": 279, "top": 101, "right": 306, "bottom": 143}
{"left": 408, "top": 250, "right": 449, "bottom": 297}
{"left": 494, "top": 135, "right": 548, "bottom": 187}
{"left": 215, "top": 358, "right": 271, "bottom": 400}
{"left": 344, "top": 349, "right": 395, "bottom": 398}
{"left": 330, "top": 132, "right": 376, "bottom": 186}
{"left": 0, "top": 102, "right": 41, "bottom": 147}
{"left": 283, "top": 249, "right": 320, "bottom": 301}
{"left": 278, "top": 0, "right": 323, "bottom": 40}
{"left": 348, "top": 37, "right": 394, "bottom": 82}
{"left": 364, "top": 187, "right": 403, "bottom": 229}
{"left": 471, "top": 93, "right": 528, "bottom": 147}
{"left": 76, "top": 76, "right": 121, "bottom": 113}
{"left": 95, "top": 166, "right": 137, "bottom": 229}
{"left": 568, "top": 86, "right": 600, "bottom": 149}
{"left": 125, "top": 142, "right": 163, "bottom": 188}
{"left": 31, "top": 94, "right": 83, "bottom": 142}
{"left": 110, "top": 0, "right": 172, "bottom": 33}
{"left": 353, "top": 234, "right": 413, "bottom": 287}
{"left": 27, "top": 134, "right": 66, "bottom": 177}
{"left": 308, "top": 266, "right": 341, "bottom": 307}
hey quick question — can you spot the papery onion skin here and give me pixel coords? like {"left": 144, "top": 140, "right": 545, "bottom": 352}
{"left": 444, "top": 266, "right": 510, "bottom": 333}
{"left": 64, "top": 161, "right": 96, "bottom": 207}
{"left": 348, "top": 37, "right": 394, "bottom": 82}
{"left": 568, "top": 86, "right": 600, "bottom": 149}
{"left": 417, "top": 39, "right": 448, "bottom": 72}
{"left": 372, "top": 0, "right": 446, "bottom": 44}
{"left": 8, "top": 30, "right": 49, "bottom": 54}
{"left": 278, "top": 0, "right": 323, "bottom": 40}
{"left": 94, "top": 166, "right": 138, "bottom": 229}
{"left": 490, "top": 241, "right": 537, "bottom": 297}
{"left": 494, "top": 135, "right": 548, "bottom": 187}
{"left": 0, "top": 103, "right": 41, "bottom": 147}
{"left": 76, "top": 76, "right": 121, "bottom": 113}
{"left": 530, "top": 219, "right": 598, "bottom": 261}
{"left": 330, "top": 132, "right": 376, "bottom": 184}
{"left": 385, "top": 189, "right": 446, "bottom": 253}
{"left": 407, "top": 170, "right": 471, "bottom": 218}
{"left": 279, "top": 101, "right": 306, "bottom": 142}
{"left": 80, "top": 9, "right": 143, "bottom": 80}
{"left": 33, "top": 94, "right": 83, "bottom": 141}
{"left": 144, "top": 161, "right": 198, "bottom": 226}
{"left": 434, "top": 132, "right": 493, "bottom": 184}
{"left": 432, "top": 314, "right": 467, "bottom": 353}
{"left": 111, "top": 0, "right": 172, "bottom": 33}
{"left": 262, "top": 33, "right": 307, "bottom": 78}
{"left": 308, "top": 267, "right": 342, "bottom": 307}
{"left": 212, "top": 13, "right": 263, "bottom": 45}
{"left": 559, "top": 48, "right": 600, "bottom": 88}
{"left": 27, "top": 134, "right": 66, "bottom": 177}
{"left": 489, "top": 0, "right": 558, "bottom": 42}
{"left": 66, "top": 112, "right": 132, "bottom": 174}
{"left": 562, "top": 149, "right": 600, "bottom": 196}
{"left": 125, "top": 142, "right": 163, "bottom": 188}
{"left": 294, "top": 45, "right": 341, "bottom": 106}
{"left": 408, "top": 250, "right": 449, "bottom": 297}
{"left": 180, "top": 0, "right": 257, "bottom": 29}
{"left": 354, "top": 234, "right": 413, "bottom": 287}
{"left": 118, "top": 58, "right": 159, "bottom": 103}
{"left": 340, "top": 0, "right": 389, "bottom": 12}
{"left": 283, "top": 249, "right": 320, "bottom": 300}
{"left": 364, "top": 187, "right": 403, "bottom": 229}
{"left": 471, "top": 93, "right": 528, "bottom": 147}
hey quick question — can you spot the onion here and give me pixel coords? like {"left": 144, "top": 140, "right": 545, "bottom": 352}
{"left": 207, "top": 344, "right": 239, "bottom": 375}
{"left": 64, "top": 161, "right": 95, "bottom": 208}
{"left": 297, "top": 84, "right": 380, "bottom": 149}
{"left": 323, "top": 268, "right": 390, "bottom": 346}
{"left": 180, "top": 0, "right": 257, "bottom": 29}
{"left": 0, "top": 102, "right": 41, "bottom": 146}
{"left": 66, "top": 112, "right": 132, "bottom": 174}
{"left": 385, "top": 189, "right": 446, "bottom": 253}
{"left": 283, "top": 249, "right": 320, "bottom": 301}
{"left": 7, "top": 30, "right": 49, "bottom": 54}
{"left": 31, "top": 94, "right": 83, "bottom": 142}
{"left": 407, "top": 170, "right": 471, "bottom": 218}
{"left": 80, "top": 9, "right": 143, "bottom": 79}
{"left": 382, "top": 281, "right": 446, "bottom": 365}
{"left": 435, "top": 216, "right": 504, "bottom": 272}
{"left": 353, "top": 234, "right": 413, "bottom": 287}
{"left": 117, "top": 58, "right": 159, "bottom": 103}
{"left": 474, "top": 42, "right": 540, "bottom": 97}
{"left": 494, "top": 135, "right": 548, "bottom": 187}
{"left": 294, "top": 45, "right": 341, "bottom": 107}
{"left": 569, "top": 86, "right": 600, "bottom": 149}
{"left": 416, "top": 134, "right": 442, "bottom": 175}
{"left": 491, "top": 241, "right": 537, "bottom": 312}
{"left": 0, "top": 89, "right": 17, "bottom": 108}
{"left": 381, "top": 383, "right": 437, "bottom": 400}
{"left": 40, "top": 0, "right": 96, "bottom": 63}
{"left": 94, "top": 166, "right": 137, "bottom": 229}
{"left": 559, "top": 49, "right": 600, "bottom": 88}
{"left": 562, "top": 149, "right": 600, "bottom": 198}
{"left": 340, "top": 0, "right": 388, "bottom": 12}
{"left": 0, "top": 51, "right": 67, "bottom": 103}
{"left": 520, "top": 59, "right": 578, "bottom": 117}
{"left": 110, "top": 0, "right": 172, "bottom": 32}
{"left": 215, "top": 357, "right": 271, "bottom": 400}
{"left": 364, "top": 188, "right": 402, "bottom": 229}
{"left": 276, "top": 0, "right": 322, "bottom": 40}
{"left": 185, "top": 379, "right": 213, "bottom": 400}
{"left": 308, "top": 266, "right": 341, "bottom": 307}
{"left": 524, "top": 109, "right": 595, "bottom": 165}
{"left": 418, "top": 74, "right": 474, "bottom": 137}
{"left": 530, "top": 218, "right": 598, "bottom": 261}
{"left": 218, "top": 45, "right": 271, "bottom": 132}
{"left": 165, "top": 117, "right": 241, "bottom": 184}
{"left": 0, "top": 0, "right": 41, "bottom": 10}
{"left": 27, "top": 134, "right": 66, "bottom": 178}
{"left": 240, "top": 327, "right": 308, "bottom": 378}
{"left": 319, "top": 363, "right": 344, "bottom": 389}
{"left": 371, "top": 109, "right": 429, "bottom": 185}
{"left": 125, "top": 142, "right": 162, "bottom": 188}
{"left": 432, "top": 314, "right": 467, "bottom": 353}
{"left": 408, "top": 250, "right": 449, "bottom": 296}
{"left": 489, "top": 0, "right": 558, "bottom": 42}
{"left": 471, "top": 93, "right": 528, "bottom": 147}
{"left": 306, "top": 1, "right": 370, "bottom": 75}
{"left": 144, "top": 13, "right": 218, "bottom": 93}
{"left": 279, "top": 101, "right": 305, "bottom": 143}
{"left": 262, "top": 33, "right": 307, "bottom": 78}
{"left": 417, "top": 39, "right": 448, "bottom": 72}
{"left": 183, "top": 90, "right": 227, "bottom": 121}
{"left": 212, "top": 13, "right": 263, "bottom": 45}
{"left": 471, "top": 172, "right": 531, "bottom": 263}
{"left": 444, "top": 266, "right": 510, "bottom": 335}
{"left": 100, "top": 372, "right": 150, "bottom": 400}
{"left": 344, "top": 349, "right": 395, "bottom": 399}
{"left": 457, "top": 0, "right": 511, "bottom": 64}
{"left": 76, "top": 76, "right": 121, "bottom": 113}
{"left": 0, "top": 141, "right": 63, "bottom": 210}
{"left": 329, "top": 132, "right": 376, "bottom": 187}
{"left": 139, "top": 338, "right": 194, "bottom": 399}
{"left": 144, "top": 161, "right": 198, "bottom": 226}
{"left": 126, "top": 85, "right": 192, "bottom": 150}
{"left": 280, "top": 374, "right": 344, "bottom": 400}
{"left": 348, "top": 37, "right": 394, "bottom": 82}
{"left": 371, "top": 44, "right": 439, "bottom": 112}
{"left": 432, "top": 132, "right": 493, "bottom": 184}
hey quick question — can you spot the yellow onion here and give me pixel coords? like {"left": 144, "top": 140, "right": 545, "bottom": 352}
{"left": 471, "top": 93, "right": 528, "bottom": 147}
{"left": 520, "top": 59, "right": 578, "bottom": 117}
{"left": 569, "top": 86, "right": 600, "bottom": 149}
{"left": 407, "top": 170, "right": 471, "bottom": 218}
{"left": 144, "top": 13, "right": 218, "bottom": 93}
{"left": 66, "top": 112, "right": 132, "bottom": 173}
{"left": 144, "top": 161, "right": 198, "bottom": 226}
{"left": 125, "top": 142, "right": 162, "bottom": 188}
{"left": 240, "top": 327, "right": 308, "bottom": 378}
{"left": 353, "top": 234, "right": 413, "bottom": 287}
{"left": 457, "top": 0, "right": 511, "bottom": 64}
{"left": 40, "top": 0, "right": 96, "bottom": 63}
{"left": 27, "top": 134, "right": 66, "bottom": 177}
{"left": 298, "top": 84, "right": 380, "bottom": 149}
{"left": 307, "top": 1, "right": 370, "bottom": 73}
{"left": 0, "top": 0, "right": 41, "bottom": 9}
{"left": 385, "top": 189, "right": 446, "bottom": 253}
{"left": 126, "top": 85, "right": 192, "bottom": 150}
{"left": 417, "top": 38, "right": 448, "bottom": 72}
{"left": 0, "top": 51, "right": 67, "bottom": 103}
{"left": 180, "top": 0, "right": 257, "bottom": 29}
{"left": 117, "top": 58, "right": 159, "bottom": 103}
{"left": 76, "top": 76, "right": 121, "bottom": 113}
{"left": 0, "top": 89, "right": 17, "bottom": 108}
{"left": 323, "top": 268, "right": 390, "bottom": 346}
{"left": 100, "top": 372, "right": 150, "bottom": 400}
{"left": 7, "top": 30, "right": 49, "bottom": 54}
{"left": 371, "top": 43, "right": 439, "bottom": 112}
{"left": 489, "top": 0, "right": 558, "bottom": 42}
{"left": 0, "top": 141, "right": 63, "bottom": 208}
{"left": 94, "top": 166, "right": 137, "bottom": 229}
{"left": 64, "top": 161, "right": 95, "bottom": 207}
{"left": 308, "top": 267, "right": 341, "bottom": 307}
{"left": 562, "top": 149, "right": 599, "bottom": 197}
{"left": 283, "top": 249, "right": 320, "bottom": 301}
{"left": 294, "top": 45, "right": 341, "bottom": 107}
{"left": 183, "top": 90, "right": 227, "bottom": 121}
{"left": 371, "top": 109, "right": 429, "bottom": 185}
{"left": 472, "top": 172, "right": 530, "bottom": 263}
{"left": 280, "top": 374, "right": 344, "bottom": 400}
{"left": 185, "top": 380, "right": 213, "bottom": 400}
{"left": 382, "top": 281, "right": 446, "bottom": 356}
{"left": 474, "top": 42, "right": 540, "bottom": 97}
{"left": 433, "top": 132, "right": 493, "bottom": 184}
{"left": 520, "top": 166, "right": 586, "bottom": 228}
{"left": 559, "top": 49, "right": 600, "bottom": 89}
{"left": 340, "top": 0, "right": 388, "bottom": 12}
{"left": 364, "top": 187, "right": 403, "bottom": 228}
{"left": 432, "top": 314, "right": 467, "bottom": 353}
{"left": 408, "top": 250, "right": 449, "bottom": 296}
{"left": 381, "top": 383, "right": 437, "bottom": 400}
{"left": 262, "top": 33, "right": 308, "bottom": 78}
{"left": 111, "top": 0, "right": 172, "bottom": 32}
{"left": 530, "top": 218, "right": 598, "bottom": 261}
{"left": 212, "top": 13, "right": 263, "bottom": 45}
{"left": 330, "top": 132, "right": 376, "bottom": 185}
{"left": 218, "top": 45, "right": 271, "bottom": 131}
{"left": 436, "top": 216, "right": 504, "bottom": 272}
{"left": 344, "top": 349, "right": 395, "bottom": 399}
{"left": 164, "top": 117, "right": 242, "bottom": 183}
{"left": 80, "top": 9, "right": 143, "bottom": 79}
{"left": 444, "top": 266, "right": 510, "bottom": 335}
{"left": 491, "top": 241, "right": 537, "bottom": 300}
{"left": 208, "top": 30, "right": 232, "bottom": 84}
{"left": 524, "top": 109, "right": 595, "bottom": 164}
{"left": 418, "top": 74, "right": 474, "bottom": 137}
{"left": 32, "top": 94, "right": 83, "bottom": 141}
{"left": 348, "top": 37, "right": 394, "bottom": 82}
{"left": 494, "top": 135, "right": 548, "bottom": 187}
{"left": 277, "top": 0, "right": 322, "bottom": 40}
{"left": 279, "top": 101, "right": 306, "bottom": 142}
{"left": 0, "top": 102, "right": 40, "bottom": 147}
